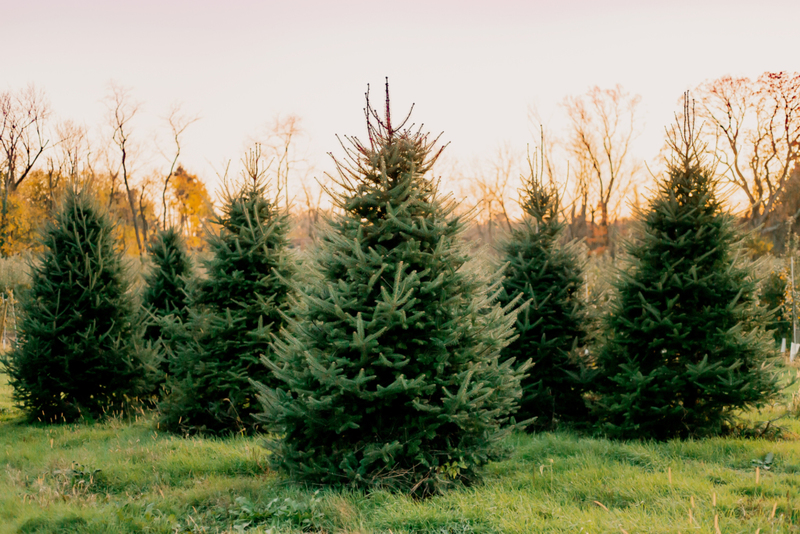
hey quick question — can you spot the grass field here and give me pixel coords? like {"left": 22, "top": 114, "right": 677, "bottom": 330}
{"left": 2, "top": 370, "right": 800, "bottom": 533}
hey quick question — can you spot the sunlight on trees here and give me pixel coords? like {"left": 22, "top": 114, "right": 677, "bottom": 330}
{"left": 563, "top": 85, "right": 642, "bottom": 254}
{"left": 695, "top": 72, "right": 800, "bottom": 234}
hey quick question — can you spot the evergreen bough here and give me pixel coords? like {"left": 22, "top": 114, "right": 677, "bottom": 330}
{"left": 591, "top": 100, "right": 783, "bottom": 440}
{"left": 159, "top": 169, "right": 294, "bottom": 435}
{"left": 254, "top": 85, "right": 528, "bottom": 495}
{"left": 497, "top": 158, "right": 590, "bottom": 429}
{"left": 2, "top": 188, "right": 149, "bottom": 422}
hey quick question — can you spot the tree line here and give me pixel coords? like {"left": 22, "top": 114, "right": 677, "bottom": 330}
{"left": 3, "top": 73, "right": 800, "bottom": 259}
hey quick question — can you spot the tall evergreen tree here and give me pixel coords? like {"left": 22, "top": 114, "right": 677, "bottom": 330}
{"left": 497, "top": 156, "right": 590, "bottom": 429}
{"left": 592, "top": 99, "right": 783, "bottom": 440}
{"left": 159, "top": 162, "right": 294, "bottom": 435}
{"left": 141, "top": 227, "right": 193, "bottom": 346}
{"left": 1, "top": 188, "right": 150, "bottom": 422}
{"left": 254, "top": 84, "right": 528, "bottom": 495}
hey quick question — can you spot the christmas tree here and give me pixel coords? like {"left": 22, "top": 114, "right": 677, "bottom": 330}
{"left": 497, "top": 153, "right": 590, "bottom": 429}
{"left": 759, "top": 269, "right": 790, "bottom": 343}
{"left": 254, "top": 83, "right": 528, "bottom": 495}
{"left": 592, "top": 98, "right": 783, "bottom": 440}
{"left": 159, "top": 154, "right": 294, "bottom": 435}
{"left": 141, "top": 227, "right": 193, "bottom": 346}
{"left": 2, "top": 188, "right": 150, "bottom": 422}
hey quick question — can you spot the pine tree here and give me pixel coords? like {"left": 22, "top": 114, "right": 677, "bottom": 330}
{"left": 1, "top": 188, "right": 150, "bottom": 422}
{"left": 159, "top": 158, "right": 294, "bottom": 435}
{"left": 591, "top": 99, "right": 783, "bottom": 440}
{"left": 254, "top": 84, "right": 528, "bottom": 495}
{"left": 497, "top": 155, "right": 590, "bottom": 429}
{"left": 141, "top": 227, "right": 193, "bottom": 347}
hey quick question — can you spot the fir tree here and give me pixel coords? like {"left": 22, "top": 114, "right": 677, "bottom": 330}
{"left": 254, "top": 84, "right": 528, "bottom": 495}
{"left": 759, "top": 269, "right": 790, "bottom": 343}
{"left": 1, "top": 188, "right": 150, "bottom": 422}
{"left": 159, "top": 156, "right": 294, "bottom": 435}
{"left": 591, "top": 98, "right": 783, "bottom": 440}
{"left": 497, "top": 154, "right": 590, "bottom": 429}
{"left": 141, "top": 227, "right": 193, "bottom": 347}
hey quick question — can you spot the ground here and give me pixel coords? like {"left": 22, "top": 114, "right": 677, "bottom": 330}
{"left": 1, "top": 368, "right": 799, "bottom": 533}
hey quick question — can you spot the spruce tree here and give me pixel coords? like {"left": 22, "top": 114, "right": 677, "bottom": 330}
{"left": 141, "top": 227, "right": 193, "bottom": 347}
{"left": 497, "top": 157, "right": 589, "bottom": 429}
{"left": 159, "top": 162, "right": 294, "bottom": 435}
{"left": 1, "top": 188, "right": 149, "bottom": 422}
{"left": 759, "top": 269, "right": 790, "bottom": 343}
{"left": 254, "top": 84, "right": 527, "bottom": 495}
{"left": 592, "top": 99, "right": 783, "bottom": 440}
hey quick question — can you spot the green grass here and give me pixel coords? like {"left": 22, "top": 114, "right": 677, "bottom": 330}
{"left": 1, "top": 370, "right": 800, "bottom": 533}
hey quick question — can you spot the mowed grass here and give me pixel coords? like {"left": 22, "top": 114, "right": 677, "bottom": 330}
{"left": 1, "top": 370, "right": 800, "bottom": 534}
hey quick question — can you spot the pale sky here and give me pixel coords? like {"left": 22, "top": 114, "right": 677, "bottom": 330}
{"left": 3, "top": 0, "right": 800, "bottom": 210}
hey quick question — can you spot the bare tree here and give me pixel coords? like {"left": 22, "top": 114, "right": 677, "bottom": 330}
{"left": 0, "top": 85, "right": 49, "bottom": 250}
{"left": 298, "top": 175, "right": 327, "bottom": 243}
{"left": 695, "top": 72, "right": 800, "bottom": 229}
{"left": 563, "top": 85, "right": 642, "bottom": 252}
{"left": 159, "top": 103, "right": 199, "bottom": 229}
{"left": 105, "top": 82, "right": 143, "bottom": 256}
{"left": 44, "top": 120, "right": 89, "bottom": 210}
{"left": 137, "top": 172, "right": 160, "bottom": 245}
{"left": 252, "top": 114, "right": 310, "bottom": 213}
{"left": 471, "top": 144, "right": 521, "bottom": 241}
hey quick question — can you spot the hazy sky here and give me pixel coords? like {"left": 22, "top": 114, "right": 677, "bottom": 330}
{"left": 3, "top": 0, "right": 799, "bottom": 202}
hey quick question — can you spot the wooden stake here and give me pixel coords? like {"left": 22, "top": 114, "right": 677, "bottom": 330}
{"left": 770, "top": 502, "right": 777, "bottom": 519}
{"left": 714, "top": 514, "right": 721, "bottom": 534}
{"left": 756, "top": 466, "right": 761, "bottom": 484}
{"left": 668, "top": 467, "right": 673, "bottom": 485}
{"left": 712, "top": 492, "right": 717, "bottom": 507}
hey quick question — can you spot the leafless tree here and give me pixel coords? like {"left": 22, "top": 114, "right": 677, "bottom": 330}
{"left": 137, "top": 172, "right": 159, "bottom": 245}
{"left": 695, "top": 72, "right": 800, "bottom": 229}
{"left": 251, "top": 114, "right": 311, "bottom": 213}
{"left": 44, "top": 120, "right": 89, "bottom": 210}
{"left": 563, "top": 85, "right": 642, "bottom": 252}
{"left": 105, "top": 82, "right": 143, "bottom": 256}
{"left": 0, "top": 85, "right": 49, "bottom": 250}
{"left": 472, "top": 145, "right": 521, "bottom": 241}
{"left": 159, "top": 102, "right": 199, "bottom": 229}
{"left": 298, "top": 172, "right": 329, "bottom": 244}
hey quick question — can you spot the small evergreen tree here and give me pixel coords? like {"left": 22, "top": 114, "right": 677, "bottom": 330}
{"left": 254, "top": 84, "right": 528, "bottom": 495}
{"left": 159, "top": 156, "right": 294, "bottom": 435}
{"left": 141, "top": 227, "right": 193, "bottom": 346}
{"left": 1, "top": 188, "right": 149, "bottom": 422}
{"left": 592, "top": 98, "right": 783, "bottom": 440}
{"left": 760, "top": 269, "right": 790, "bottom": 343}
{"left": 497, "top": 155, "right": 590, "bottom": 429}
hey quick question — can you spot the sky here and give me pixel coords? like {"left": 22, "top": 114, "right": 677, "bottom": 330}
{"left": 3, "top": 0, "right": 800, "bottom": 209}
